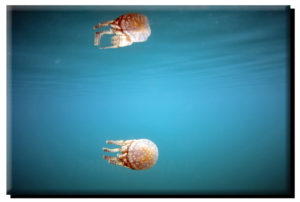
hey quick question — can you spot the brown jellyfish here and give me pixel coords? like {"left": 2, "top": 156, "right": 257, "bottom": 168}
{"left": 93, "top": 13, "right": 151, "bottom": 49}
{"left": 102, "top": 139, "right": 158, "bottom": 170}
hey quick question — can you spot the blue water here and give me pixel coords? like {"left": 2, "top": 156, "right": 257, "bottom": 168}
{"left": 7, "top": 6, "right": 292, "bottom": 195}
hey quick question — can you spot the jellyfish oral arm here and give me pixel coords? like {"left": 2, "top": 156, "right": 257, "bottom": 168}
{"left": 102, "top": 140, "right": 132, "bottom": 169}
{"left": 94, "top": 20, "right": 114, "bottom": 29}
{"left": 102, "top": 147, "right": 121, "bottom": 153}
{"left": 94, "top": 20, "right": 116, "bottom": 47}
{"left": 103, "top": 156, "right": 129, "bottom": 168}
{"left": 117, "top": 153, "right": 127, "bottom": 159}
{"left": 106, "top": 140, "right": 134, "bottom": 146}
{"left": 94, "top": 30, "right": 114, "bottom": 46}
{"left": 94, "top": 29, "right": 133, "bottom": 49}
{"left": 99, "top": 32, "right": 133, "bottom": 49}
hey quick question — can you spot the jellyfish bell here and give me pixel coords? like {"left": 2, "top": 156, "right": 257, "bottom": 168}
{"left": 102, "top": 139, "right": 158, "bottom": 170}
{"left": 127, "top": 139, "right": 158, "bottom": 170}
{"left": 94, "top": 13, "right": 151, "bottom": 49}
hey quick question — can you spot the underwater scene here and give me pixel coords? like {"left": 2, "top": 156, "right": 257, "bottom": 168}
{"left": 7, "top": 6, "right": 292, "bottom": 196}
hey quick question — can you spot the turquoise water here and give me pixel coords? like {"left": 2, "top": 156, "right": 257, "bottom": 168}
{"left": 7, "top": 6, "right": 292, "bottom": 196}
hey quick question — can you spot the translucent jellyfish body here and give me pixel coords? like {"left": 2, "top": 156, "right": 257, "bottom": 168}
{"left": 102, "top": 139, "right": 158, "bottom": 170}
{"left": 94, "top": 13, "right": 151, "bottom": 49}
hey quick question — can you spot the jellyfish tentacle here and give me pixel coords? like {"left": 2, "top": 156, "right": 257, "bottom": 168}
{"left": 94, "top": 20, "right": 114, "bottom": 29}
{"left": 94, "top": 29, "right": 114, "bottom": 46}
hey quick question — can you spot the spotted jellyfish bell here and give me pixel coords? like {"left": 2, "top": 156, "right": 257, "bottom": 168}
{"left": 102, "top": 139, "right": 158, "bottom": 170}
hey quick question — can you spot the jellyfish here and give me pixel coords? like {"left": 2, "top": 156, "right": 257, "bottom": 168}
{"left": 94, "top": 13, "right": 151, "bottom": 49}
{"left": 102, "top": 139, "right": 158, "bottom": 170}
